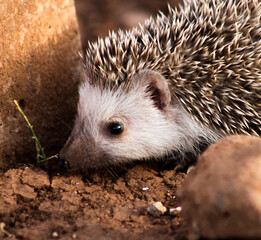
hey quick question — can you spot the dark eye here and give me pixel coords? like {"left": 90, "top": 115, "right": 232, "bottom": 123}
{"left": 108, "top": 122, "right": 124, "bottom": 135}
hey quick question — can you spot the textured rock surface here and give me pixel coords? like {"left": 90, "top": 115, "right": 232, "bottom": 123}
{"left": 0, "top": 0, "right": 82, "bottom": 169}
{"left": 180, "top": 135, "right": 261, "bottom": 239}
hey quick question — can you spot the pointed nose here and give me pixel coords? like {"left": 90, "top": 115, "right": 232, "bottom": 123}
{"left": 58, "top": 156, "right": 71, "bottom": 170}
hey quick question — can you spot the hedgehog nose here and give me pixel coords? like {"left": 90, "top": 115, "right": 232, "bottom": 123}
{"left": 58, "top": 156, "right": 71, "bottom": 170}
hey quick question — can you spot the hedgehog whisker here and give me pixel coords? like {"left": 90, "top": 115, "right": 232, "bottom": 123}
{"left": 105, "top": 165, "right": 119, "bottom": 180}
{"left": 48, "top": 112, "right": 72, "bottom": 130}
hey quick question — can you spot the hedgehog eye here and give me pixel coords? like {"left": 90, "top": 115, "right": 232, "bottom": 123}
{"left": 108, "top": 122, "right": 124, "bottom": 135}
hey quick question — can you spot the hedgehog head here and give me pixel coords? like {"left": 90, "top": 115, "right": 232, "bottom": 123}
{"left": 60, "top": 68, "right": 217, "bottom": 170}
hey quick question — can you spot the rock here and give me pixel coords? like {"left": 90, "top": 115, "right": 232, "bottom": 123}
{"left": 0, "top": 0, "right": 82, "bottom": 169}
{"left": 179, "top": 135, "right": 261, "bottom": 239}
{"left": 147, "top": 201, "right": 167, "bottom": 217}
{"left": 52, "top": 232, "right": 59, "bottom": 238}
{"left": 169, "top": 206, "right": 182, "bottom": 216}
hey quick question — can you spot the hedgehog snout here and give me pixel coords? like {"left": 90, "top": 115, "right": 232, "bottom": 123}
{"left": 59, "top": 133, "right": 110, "bottom": 170}
{"left": 58, "top": 156, "right": 70, "bottom": 171}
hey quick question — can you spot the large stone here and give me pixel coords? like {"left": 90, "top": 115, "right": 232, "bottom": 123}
{"left": 180, "top": 135, "right": 261, "bottom": 239}
{"left": 0, "top": 0, "right": 83, "bottom": 169}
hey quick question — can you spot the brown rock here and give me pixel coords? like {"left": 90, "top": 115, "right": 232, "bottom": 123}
{"left": 147, "top": 201, "right": 167, "bottom": 217}
{"left": 180, "top": 135, "right": 261, "bottom": 239}
{"left": 0, "top": 0, "right": 83, "bottom": 169}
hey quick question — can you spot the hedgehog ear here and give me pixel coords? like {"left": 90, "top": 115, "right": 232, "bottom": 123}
{"left": 134, "top": 70, "right": 171, "bottom": 110}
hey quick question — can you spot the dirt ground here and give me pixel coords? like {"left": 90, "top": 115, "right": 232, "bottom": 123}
{"left": 0, "top": 163, "right": 188, "bottom": 240}
{"left": 0, "top": 0, "right": 191, "bottom": 239}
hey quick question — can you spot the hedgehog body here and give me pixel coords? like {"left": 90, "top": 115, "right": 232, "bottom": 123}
{"left": 60, "top": 0, "right": 261, "bottom": 170}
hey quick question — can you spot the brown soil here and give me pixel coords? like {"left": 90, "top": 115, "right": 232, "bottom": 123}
{"left": 0, "top": 164, "right": 188, "bottom": 240}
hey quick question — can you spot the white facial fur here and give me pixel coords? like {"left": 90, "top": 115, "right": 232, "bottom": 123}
{"left": 60, "top": 71, "right": 220, "bottom": 170}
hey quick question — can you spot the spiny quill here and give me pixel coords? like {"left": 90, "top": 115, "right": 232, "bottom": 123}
{"left": 83, "top": 0, "right": 261, "bottom": 136}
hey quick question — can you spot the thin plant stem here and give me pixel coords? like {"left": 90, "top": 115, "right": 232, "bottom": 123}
{"left": 14, "top": 100, "right": 48, "bottom": 164}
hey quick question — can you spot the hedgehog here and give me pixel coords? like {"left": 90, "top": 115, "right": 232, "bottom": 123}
{"left": 60, "top": 0, "right": 261, "bottom": 171}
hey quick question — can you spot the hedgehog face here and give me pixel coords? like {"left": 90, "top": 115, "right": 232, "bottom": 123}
{"left": 60, "top": 70, "right": 218, "bottom": 171}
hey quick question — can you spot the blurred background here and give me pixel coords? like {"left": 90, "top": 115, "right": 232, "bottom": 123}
{"left": 74, "top": 0, "right": 182, "bottom": 51}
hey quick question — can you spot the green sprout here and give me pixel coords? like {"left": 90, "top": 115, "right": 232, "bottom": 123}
{"left": 14, "top": 100, "right": 58, "bottom": 165}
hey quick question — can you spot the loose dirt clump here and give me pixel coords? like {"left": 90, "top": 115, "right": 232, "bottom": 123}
{"left": 0, "top": 163, "right": 188, "bottom": 240}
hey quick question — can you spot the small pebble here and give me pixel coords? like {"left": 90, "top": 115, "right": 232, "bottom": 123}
{"left": 147, "top": 201, "right": 167, "bottom": 217}
{"left": 169, "top": 206, "right": 182, "bottom": 215}
{"left": 142, "top": 187, "right": 149, "bottom": 191}
{"left": 52, "top": 232, "right": 59, "bottom": 238}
